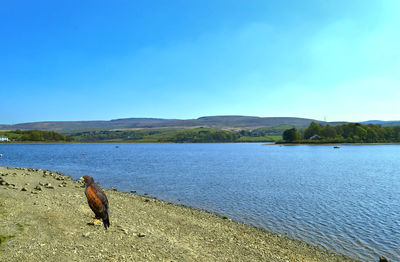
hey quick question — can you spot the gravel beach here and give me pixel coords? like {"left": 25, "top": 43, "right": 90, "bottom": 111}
{"left": 0, "top": 166, "right": 358, "bottom": 261}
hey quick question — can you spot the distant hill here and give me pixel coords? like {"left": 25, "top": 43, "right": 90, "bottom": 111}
{"left": 0, "top": 116, "right": 341, "bottom": 132}
{"left": 0, "top": 116, "right": 342, "bottom": 132}
{"left": 0, "top": 118, "right": 176, "bottom": 132}
{"left": 360, "top": 120, "right": 400, "bottom": 126}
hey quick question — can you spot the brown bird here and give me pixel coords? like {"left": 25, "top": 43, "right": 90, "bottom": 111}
{"left": 80, "top": 175, "right": 110, "bottom": 229}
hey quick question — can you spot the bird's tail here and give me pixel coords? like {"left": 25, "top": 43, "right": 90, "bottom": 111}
{"left": 103, "top": 214, "right": 110, "bottom": 230}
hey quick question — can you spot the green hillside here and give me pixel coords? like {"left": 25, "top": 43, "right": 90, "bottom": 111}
{"left": 0, "top": 116, "right": 343, "bottom": 132}
{"left": 67, "top": 128, "right": 281, "bottom": 143}
{"left": 0, "top": 130, "right": 74, "bottom": 142}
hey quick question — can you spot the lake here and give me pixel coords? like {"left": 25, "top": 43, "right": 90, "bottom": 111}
{"left": 0, "top": 143, "right": 399, "bottom": 261}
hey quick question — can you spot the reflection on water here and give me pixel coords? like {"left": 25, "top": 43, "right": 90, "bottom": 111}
{"left": 1, "top": 143, "right": 399, "bottom": 261}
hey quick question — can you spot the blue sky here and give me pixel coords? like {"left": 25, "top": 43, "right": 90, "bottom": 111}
{"left": 1, "top": 0, "right": 399, "bottom": 124}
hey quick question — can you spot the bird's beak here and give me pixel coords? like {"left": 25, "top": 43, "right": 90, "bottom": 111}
{"left": 80, "top": 177, "right": 84, "bottom": 181}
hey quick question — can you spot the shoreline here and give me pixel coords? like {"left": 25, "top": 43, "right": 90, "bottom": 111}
{"left": 0, "top": 165, "right": 358, "bottom": 261}
{"left": 270, "top": 142, "right": 400, "bottom": 146}
{"left": 2, "top": 140, "right": 400, "bottom": 145}
{"left": 0, "top": 141, "right": 274, "bottom": 144}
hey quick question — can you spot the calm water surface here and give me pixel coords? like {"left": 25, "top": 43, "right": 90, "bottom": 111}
{"left": 0, "top": 143, "right": 399, "bottom": 261}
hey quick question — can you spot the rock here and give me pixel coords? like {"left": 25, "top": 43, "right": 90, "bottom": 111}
{"left": 130, "top": 190, "right": 136, "bottom": 194}
{"left": 82, "top": 232, "right": 90, "bottom": 237}
{"left": 39, "top": 182, "right": 45, "bottom": 186}
{"left": 379, "top": 256, "right": 390, "bottom": 262}
{"left": 137, "top": 233, "right": 145, "bottom": 238}
{"left": 44, "top": 183, "right": 54, "bottom": 189}
{"left": 35, "top": 185, "right": 42, "bottom": 191}
{"left": 21, "top": 187, "right": 28, "bottom": 191}
{"left": 111, "top": 187, "right": 117, "bottom": 191}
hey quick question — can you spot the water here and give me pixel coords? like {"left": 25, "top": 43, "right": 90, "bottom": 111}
{"left": 0, "top": 143, "right": 399, "bottom": 261}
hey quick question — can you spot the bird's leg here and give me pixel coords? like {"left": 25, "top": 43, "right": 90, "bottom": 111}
{"left": 93, "top": 219, "right": 102, "bottom": 226}
{"left": 87, "top": 217, "right": 98, "bottom": 225}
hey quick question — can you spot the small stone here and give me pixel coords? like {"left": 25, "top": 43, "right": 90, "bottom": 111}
{"left": 21, "top": 187, "right": 28, "bottom": 191}
{"left": 130, "top": 190, "right": 136, "bottom": 194}
{"left": 82, "top": 232, "right": 90, "bottom": 237}
{"left": 35, "top": 185, "right": 42, "bottom": 191}
{"left": 45, "top": 183, "right": 54, "bottom": 189}
{"left": 379, "top": 256, "right": 390, "bottom": 262}
{"left": 111, "top": 187, "right": 117, "bottom": 191}
{"left": 39, "top": 182, "right": 45, "bottom": 186}
{"left": 137, "top": 233, "right": 145, "bottom": 238}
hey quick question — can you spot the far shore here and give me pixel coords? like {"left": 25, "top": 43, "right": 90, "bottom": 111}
{"left": 0, "top": 165, "right": 359, "bottom": 261}
{"left": 2, "top": 141, "right": 400, "bottom": 145}
{"left": 271, "top": 142, "right": 400, "bottom": 146}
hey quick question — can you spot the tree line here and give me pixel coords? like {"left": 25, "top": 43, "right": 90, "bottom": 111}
{"left": 282, "top": 122, "right": 400, "bottom": 143}
{"left": 0, "top": 130, "right": 74, "bottom": 142}
{"left": 67, "top": 127, "right": 280, "bottom": 143}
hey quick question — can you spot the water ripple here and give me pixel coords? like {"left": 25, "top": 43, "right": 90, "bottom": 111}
{"left": 1, "top": 143, "right": 399, "bottom": 261}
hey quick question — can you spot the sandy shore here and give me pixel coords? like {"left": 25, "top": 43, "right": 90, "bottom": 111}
{"left": 0, "top": 166, "right": 358, "bottom": 261}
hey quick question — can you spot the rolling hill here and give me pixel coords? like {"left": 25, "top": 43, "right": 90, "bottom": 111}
{"left": 0, "top": 116, "right": 342, "bottom": 132}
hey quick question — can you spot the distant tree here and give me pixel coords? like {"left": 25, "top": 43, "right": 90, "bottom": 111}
{"left": 304, "top": 122, "right": 322, "bottom": 139}
{"left": 354, "top": 126, "right": 367, "bottom": 141}
{"left": 282, "top": 128, "right": 299, "bottom": 142}
{"left": 321, "top": 125, "right": 337, "bottom": 138}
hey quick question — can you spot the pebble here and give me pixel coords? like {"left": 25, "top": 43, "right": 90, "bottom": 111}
{"left": 137, "top": 233, "right": 146, "bottom": 238}
{"left": 45, "top": 183, "right": 54, "bottom": 189}
{"left": 130, "top": 190, "right": 136, "bottom": 194}
{"left": 21, "top": 187, "right": 28, "bottom": 191}
{"left": 379, "top": 256, "right": 390, "bottom": 262}
{"left": 35, "top": 185, "right": 42, "bottom": 191}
